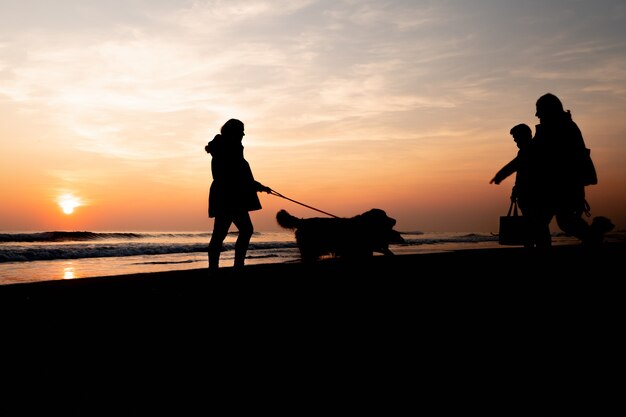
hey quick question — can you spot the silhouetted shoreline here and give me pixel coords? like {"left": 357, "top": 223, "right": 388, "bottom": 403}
{"left": 3, "top": 242, "right": 624, "bottom": 311}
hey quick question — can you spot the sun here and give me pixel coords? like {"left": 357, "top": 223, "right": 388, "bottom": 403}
{"left": 57, "top": 193, "right": 83, "bottom": 215}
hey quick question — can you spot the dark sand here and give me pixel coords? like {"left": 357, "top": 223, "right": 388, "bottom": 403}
{"left": 3, "top": 243, "right": 623, "bottom": 318}
{"left": 2, "top": 243, "right": 622, "bottom": 410}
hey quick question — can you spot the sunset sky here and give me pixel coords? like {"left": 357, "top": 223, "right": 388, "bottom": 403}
{"left": 1, "top": 0, "right": 625, "bottom": 233}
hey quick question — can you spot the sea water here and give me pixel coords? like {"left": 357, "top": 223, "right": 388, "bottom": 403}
{"left": 0, "top": 229, "right": 593, "bottom": 285}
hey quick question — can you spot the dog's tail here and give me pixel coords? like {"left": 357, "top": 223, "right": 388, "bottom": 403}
{"left": 276, "top": 209, "right": 300, "bottom": 229}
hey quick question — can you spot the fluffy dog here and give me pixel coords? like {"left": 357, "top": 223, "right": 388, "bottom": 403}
{"left": 276, "top": 209, "right": 405, "bottom": 262}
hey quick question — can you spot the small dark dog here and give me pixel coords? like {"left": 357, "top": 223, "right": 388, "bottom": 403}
{"left": 276, "top": 208, "right": 405, "bottom": 262}
{"left": 586, "top": 216, "right": 615, "bottom": 245}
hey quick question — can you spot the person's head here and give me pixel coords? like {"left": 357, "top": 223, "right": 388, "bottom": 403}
{"left": 221, "top": 118, "right": 245, "bottom": 140}
{"left": 535, "top": 93, "right": 566, "bottom": 122}
{"left": 510, "top": 123, "right": 532, "bottom": 149}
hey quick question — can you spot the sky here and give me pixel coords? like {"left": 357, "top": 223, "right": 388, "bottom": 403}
{"left": 1, "top": 0, "right": 625, "bottom": 233}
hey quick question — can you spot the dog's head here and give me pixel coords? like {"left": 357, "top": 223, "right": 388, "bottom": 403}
{"left": 359, "top": 208, "right": 397, "bottom": 229}
{"left": 358, "top": 209, "right": 405, "bottom": 252}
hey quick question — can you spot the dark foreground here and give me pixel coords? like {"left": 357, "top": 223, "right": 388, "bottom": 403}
{"left": 2, "top": 244, "right": 623, "bottom": 412}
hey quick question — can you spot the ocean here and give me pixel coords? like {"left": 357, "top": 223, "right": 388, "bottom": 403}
{"left": 0, "top": 229, "right": 605, "bottom": 286}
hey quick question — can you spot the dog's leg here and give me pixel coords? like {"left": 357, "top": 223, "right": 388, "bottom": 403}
{"left": 299, "top": 247, "right": 318, "bottom": 263}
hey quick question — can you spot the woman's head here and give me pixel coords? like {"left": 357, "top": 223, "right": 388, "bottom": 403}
{"left": 221, "top": 119, "right": 245, "bottom": 138}
{"left": 535, "top": 93, "right": 565, "bottom": 121}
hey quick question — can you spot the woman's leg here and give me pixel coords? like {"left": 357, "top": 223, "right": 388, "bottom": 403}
{"left": 555, "top": 210, "right": 590, "bottom": 242}
{"left": 555, "top": 190, "right": 592, "bottom": 243}
{"left": 208, "top": 216, "right": 232, "bottom": 270}
{"left": 232, "top": 212, "right": 254, "bottom": 268}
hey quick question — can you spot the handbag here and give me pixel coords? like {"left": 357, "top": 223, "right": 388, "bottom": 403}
{"left": 499, "top": 200, "right": 526, "bottom": 246}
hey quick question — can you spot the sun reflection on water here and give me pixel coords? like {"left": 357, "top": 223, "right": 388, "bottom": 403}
{"left": 63, "top": 265, "right": 75, "bottom": 280}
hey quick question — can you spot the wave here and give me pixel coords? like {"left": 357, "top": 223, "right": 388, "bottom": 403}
{"left": 13, "top": 229, "right": 604, "bottom": 264}
{"left": 0, "top": 238, "right": 301, "bottom": 263}
{"left": 0, "top": 230, "right": 499, "bottom": 263}
{"left": 0, "top": 231, "right": 209, "bottom": 243}
{"left": 0, "top": 231, "right": 138, "bottom": 242}
{"left": 399, "top": 232, "right": 498, "bottom": 246}
{"left": 8, "top": 229, "right": 620, "bottom": 264}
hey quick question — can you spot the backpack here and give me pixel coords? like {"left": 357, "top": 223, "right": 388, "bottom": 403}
{"left": 581, "top": 147, "right": 598, "bottom": 186}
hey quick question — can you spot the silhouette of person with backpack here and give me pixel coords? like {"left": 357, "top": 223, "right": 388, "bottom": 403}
{"left": 205, "top": 118, "right": 271, "bottom": 271}
{"left": 531, "top": 93, "right": 613, "bottom": 247}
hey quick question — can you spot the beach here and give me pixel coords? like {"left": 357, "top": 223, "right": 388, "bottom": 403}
{"left": 4, "top": 242, "right": 623, "bottom": 317}
{"left": 3, "top": 243, "right": 622, "bottom": 412}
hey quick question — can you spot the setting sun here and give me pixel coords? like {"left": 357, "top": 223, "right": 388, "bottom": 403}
{"left": 57, "top": 193, "right": 83, "bottom": 215}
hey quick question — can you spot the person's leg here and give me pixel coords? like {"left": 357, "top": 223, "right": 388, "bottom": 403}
{"left": 518, "top": 200, "right": 534, "bottom": 248}
{"left": 555, "top": 209, "right": 591, "bottom": 243}
{"left": 524, "top": 202, "right": 552, "bottom": 249}
{"left": 232, "top": 212, "right": 254, "bottom": 268}
{"left": 532, "top": 206, "right": 553, "bottom": 249}
{"left": 554, "top": 190, "right": 596, "bottom": 244}
{"left": 557, "top": 209, "right": 616, "bottom": 246}
{"left": 208, "top": 216, "right": 232, "bottom": 270}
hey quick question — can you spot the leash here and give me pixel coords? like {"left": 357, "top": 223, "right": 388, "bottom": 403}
{"left": 268, "top": 188, "right": 340, "bottom": 218}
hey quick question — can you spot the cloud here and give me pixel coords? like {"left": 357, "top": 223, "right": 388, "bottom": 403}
{"left": 1, "top": 0, "right": 625, "bottom": 164}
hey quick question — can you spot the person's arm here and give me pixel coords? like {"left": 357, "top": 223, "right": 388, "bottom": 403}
{"left": 254, "top": 181, "right": 272, "bottom": 193}
{"left": 490, "top": 157, "right": 519, "bottom": 184}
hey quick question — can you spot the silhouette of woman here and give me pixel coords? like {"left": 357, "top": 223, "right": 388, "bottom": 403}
{"left": 532, "top": 93, "right": 613, "bottom": 246}
{"left": 205, "top": 119, "right": 271, "bottom": 271}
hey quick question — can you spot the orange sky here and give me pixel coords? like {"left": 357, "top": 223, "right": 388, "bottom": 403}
{"left": 1, "top": 1, "right": 625, "bottom": 233}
